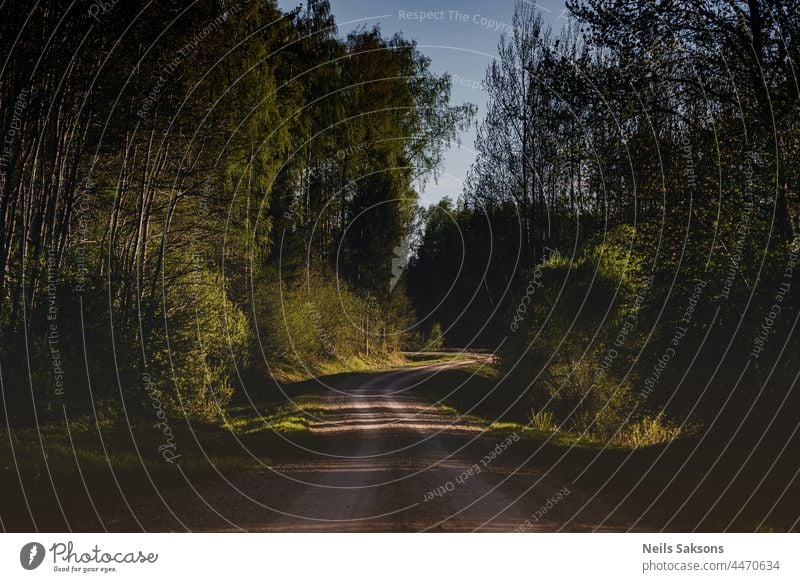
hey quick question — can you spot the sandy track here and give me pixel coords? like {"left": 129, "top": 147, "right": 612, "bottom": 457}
{"left": 131, "top": 360, "right": 637, "bottom": 532}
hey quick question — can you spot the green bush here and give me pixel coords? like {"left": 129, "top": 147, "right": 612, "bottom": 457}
{"left": 502, "top": 225, "right": 648, "bottom": 440}
{"left": 615, "top": 413, "right": 687, "bottom": 448}
{"left": 253, "top": 269, "right": 391, "bottom": 372}
{"left": 426, "top": 322, "right": 445, "bottom": 350}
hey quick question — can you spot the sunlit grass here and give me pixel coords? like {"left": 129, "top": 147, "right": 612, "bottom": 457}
{"left": 224, "top": 396, "right": 332, "bottom": 435}
{"left": 1, "top": 419, "right": 257, "bottom": 478}
{"left": 612, "top": 414, "right": 695, "bottom": 448}
{"left": 399, "top": 352, "right": 476, "bottom": 367}
{"left": 486, "top": 413, "right": 692, "bottom": 451}
{"left": 487, "top": 421, "right": 593, "bottom": 448}
{"left": 272, "top": 353, "right": 405, "bottom": 383}
{"left": 529, "top": 408, "right": 558, "bottom": 432}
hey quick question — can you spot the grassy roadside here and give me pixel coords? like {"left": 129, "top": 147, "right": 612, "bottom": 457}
{"left": 0, "top": 412, "right": 314, "bottom": 531}
{"left": 265, "top": 352, "right": 406, "bottom": 385}
{"left": 405, "top": 362, "right": 800, "bottom": 532}
{"left": 4, "top": 355, "right": 796, "bottom": 532}
{"left": 0, "top": 353, "right": 464, "bottom": 531}
{"left": 399, "top": 351, "right": 479, "bottom": 366}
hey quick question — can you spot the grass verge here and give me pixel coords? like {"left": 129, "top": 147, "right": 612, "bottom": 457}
{"left": 407, "top": 362, "right": 800, "bottom": 531}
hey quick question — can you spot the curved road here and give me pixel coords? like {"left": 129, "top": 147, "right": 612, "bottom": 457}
{"left": 133, "top": 359, "right": 637, "bottom": 532}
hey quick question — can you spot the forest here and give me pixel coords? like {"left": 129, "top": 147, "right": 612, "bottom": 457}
{"left": 408, "top": 0, "right": 800, "bottom": 444}
{"left": 0, "top": 0, "right": 471, "bottom": 427}
{"left": 1, "top": 0, "right": 800, "bottom": 532}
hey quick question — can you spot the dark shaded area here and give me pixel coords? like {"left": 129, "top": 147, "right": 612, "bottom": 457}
{"left": 407, "top": 0, "right": 800, "bottom": 446}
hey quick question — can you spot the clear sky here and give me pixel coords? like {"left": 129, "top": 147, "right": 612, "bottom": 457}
{"left": 277, "top": 0, "right": 569, "bottom": 205}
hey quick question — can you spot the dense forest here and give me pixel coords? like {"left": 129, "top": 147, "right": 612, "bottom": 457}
{"left": 2, "top": 0, "right": 799, "bottom": 452}
{"left": 3, "top": 0, "right": 800, "bottom": 535}
{"left": 408, "top": 0, "right": 800, "bottom": 443}
{"left": 0, "top": 0, "right": 471, "bottom": 427}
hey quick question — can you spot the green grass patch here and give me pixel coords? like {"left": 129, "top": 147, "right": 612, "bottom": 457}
{"left": 224, "top": 395, "right": 332, "bottom": 435}
{"left": 398, "top": 351, "right": 477, "bottom": 367}
{"left": 270, "top": 352, "right": 405, "bottom": 384}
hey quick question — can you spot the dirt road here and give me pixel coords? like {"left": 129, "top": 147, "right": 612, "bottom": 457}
{"left": 132, "top": 359, "right": 637, "bottom": 532}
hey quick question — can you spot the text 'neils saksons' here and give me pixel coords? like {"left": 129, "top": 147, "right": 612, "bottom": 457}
{"left": 643, "top": 543, "right": 724, "bottom": 554}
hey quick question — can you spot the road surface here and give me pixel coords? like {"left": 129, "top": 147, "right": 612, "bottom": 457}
{"left": 129, "top": 358, "right": 638, "bottom": 532}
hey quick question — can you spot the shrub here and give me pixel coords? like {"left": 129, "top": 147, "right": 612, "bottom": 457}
{"left": 426, "top": 322, "right": 445, "bottom": 350}
{"left": 615, "top": 413, "right": 686, "bottom": 448}
{"left": 529, "top": 408, "right": 557, "bottom": 432}
{"left": 501, "top": 225, "right": 647, "bottom": 440}
{"left": 253, "top": 269, "right": 390, "bottom": 372}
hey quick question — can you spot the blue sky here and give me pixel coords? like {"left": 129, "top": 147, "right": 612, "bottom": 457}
{"left": 276, "top": 0, "right": 569, "bottom": 205}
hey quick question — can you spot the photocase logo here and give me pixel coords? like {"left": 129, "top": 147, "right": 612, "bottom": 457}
{"left": 20, "top": 542, "right": 46, "bottom": 570}
{"left": 389, "top": 235, "right": 411, "bottom": 292}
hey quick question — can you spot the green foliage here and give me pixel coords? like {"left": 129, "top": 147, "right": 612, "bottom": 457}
{"left": 529, "top": 408, "right": 558, "bottom": 432}
{"left": 426, "top": 322, "right": 445, "bottom": 350}
{"left": 253, "top": 269, "right": 395, "bottom": 374}
{"left": 407, "top": 0, "right": 800, "bottom": 445}
{"left": 156, "top": 265, "right": 250, "bottom": 420}
{"left": 0, "top": 1, "right": 467, "bottom": 427}
{"left": 615, "top": 414, "right": 687, "bottom": 448}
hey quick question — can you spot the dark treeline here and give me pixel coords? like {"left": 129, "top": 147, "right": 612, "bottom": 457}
{"left": 408, "top": 0, "right": 800, "bottom": 443}
{"left": 0, "top": 0, "right": 471, "bottom": 426}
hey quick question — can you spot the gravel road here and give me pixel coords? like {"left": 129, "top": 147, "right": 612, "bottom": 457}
{"left": 128, "top": 359, "right": 639, "bottom": 532}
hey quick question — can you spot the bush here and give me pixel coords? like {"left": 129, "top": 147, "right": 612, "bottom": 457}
{"left": 529, "top": 408, "right": 557, "bottom": 432}
{"left": 426, "top": 322, "right": 445, "bottom": 350}
{"left": 501, "top": 225, "right": 648, "bottom": 440}
{"left": 614, "top": 414, "right": 687, "bottom": 448}
{"left": 253, "top": 269, "right": 391, "bottom": 372}
{"left": 155, "top": 267, "right": 250, "bottom": 421}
